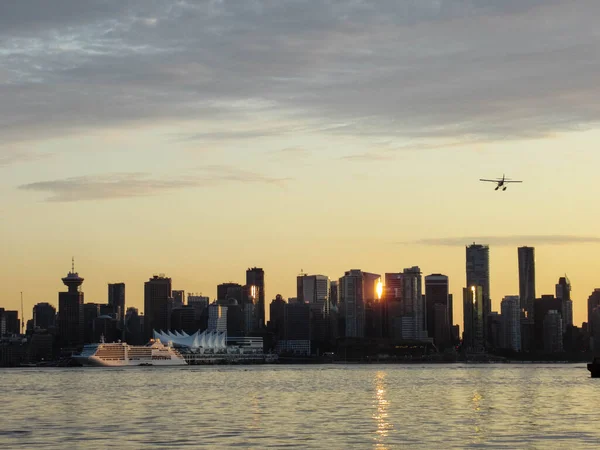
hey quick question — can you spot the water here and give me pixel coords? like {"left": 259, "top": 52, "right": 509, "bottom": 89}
{"left": 1, "top": 364, "right": 598, "bottom": 449}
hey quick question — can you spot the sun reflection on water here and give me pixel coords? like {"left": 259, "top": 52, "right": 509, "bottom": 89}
{"left": 373, "top": 371, "right": 393, "bottom": 449}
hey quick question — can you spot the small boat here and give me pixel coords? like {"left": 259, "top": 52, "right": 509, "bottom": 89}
{"left": 587, "top": 357, "right": 600, "bottom": 378}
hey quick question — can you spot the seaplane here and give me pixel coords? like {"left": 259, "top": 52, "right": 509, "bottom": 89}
{"left": 479, "top": 174, "right": 522, "bottom": 191}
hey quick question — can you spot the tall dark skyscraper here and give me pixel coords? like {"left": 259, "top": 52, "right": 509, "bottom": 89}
{"left": 466, "top": 244, "right": 490, "bottom": 346}
{"left": 172, "top": 290, "right": 185, "bottom": 308}
{"left": 518, "top": 247, "right": 536, "bottom": 320}
{"left": 144, "top": 275, "right": 173, "bottom": 339}
{"left": 463, "top": 285, "right": 485, "bottom": 352}
{"left": 425, "top": 274, "right": 450, "bottom": 347}
{"left": 556, "top": 276, "right": 573, "bottom": 332}
{"left": 58, "top": 262, "right": 85, "bottom": 348}
{"left": 33, "top": 302, "right": 56, "bottom": 330}
{"left": 246, "top": 267, "right": 265, "bottom": 330}
{"left": 108, "top": 283, "right": 125, "bottom": 322}
{"left": 518, "top": 246, "right": 536, "bottom": 351}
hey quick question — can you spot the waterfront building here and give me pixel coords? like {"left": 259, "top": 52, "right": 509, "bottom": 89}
{"left": 125, "top": 307, "right": 143, "bottom": 344}
{"left": 246, "top": 267, "right": 265, "bottom": 330}
{"left": 534, "top": 295, "right": 562, "bottom": 351}
{"left": 107, "top": 283, "right": 125, "bottom": 322}
{"left": 172, "top": 290, "right": 185, "bottom": 309}
{"left": 0, "top": 309, "right": 20, "bottom": 336}
{"left": 425, "top": 274, "right": 451, "bottom": 347}
{"left": 463, "top": 286, "right": 485, "bottom": 352}
{"left": 556, "top": 276, "right": 573, "bottom": 333}
{"left": 277, "top": 301, "right": 311, "bottom": 355}
{"left": 33, "top": 303, "right": 56, "bottom": 330}
{"left": 501, "top": 296, "right": 521, "bottom": 352}
{"left": 207, "top": 303, "right": 228, "bottom": 332}
{"left": 217, "top": 283, "right": 243, "bottom": 303}
{"left": 58, "top": 263, "right": 85, "bottom": 348}
{"left": 171, "top": 305, "right": 198, "bottom": 334}
{"left": 269, "top": 295, "right": 286, "bottom": 340}
{"left": 466, "top": 244, "right": 491, "bottom": 326}
{"left": 339, "top": 270, "right": 380, "bottom": 338}
{"left": 144, "top": 275, "right": 173, "bottom": 338}
{"left": 543, "top": 310, "right": 563, "bottom": 353}
{"left": 297, "top": 274, "right": 330, "bottom": 312}
{"left": 518, "top": 246, "right": 536, "bottom": 351}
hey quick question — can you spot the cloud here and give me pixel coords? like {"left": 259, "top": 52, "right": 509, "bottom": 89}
{"left": 0, "top": 149, "right": 49, "bottom": 167}
{"left": 411, "top": 235, "right": 600, "bottom": 247}
{"left": 1, "top": 1, "right": 600, "bottom": 147}
{"left": 18, "top": 166, "right": 289, "bottom": 202}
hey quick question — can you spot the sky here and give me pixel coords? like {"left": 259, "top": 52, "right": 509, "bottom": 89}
{"left": 2, "top": 0, "right": 600, "bottom": 331}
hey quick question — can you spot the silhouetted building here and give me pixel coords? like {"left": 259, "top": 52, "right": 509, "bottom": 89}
{"left": 278, "top": 301, "right": 311, "bottom": 355}
{"left": 543, "top": 310, "right": 563, "bottom": 353}
{"left": 534, "top": 295, "right": 562, "bottom": 351}
{"left": 217, "top": 298, "right": 244, "bottom": 337}
{"left": 466, "top": 245, "right": 490, "bottom": 343}
{"left": 171, "top": 306, "right": 197, "bottom": 334}
{"left": 108, "top": 283, "right": 125, "bottom": 322}
{"left": 384, "top": 268, "right": 427, "bottom": 341}
{"left": 246, "top": 267, "right": 265, "bottom": 330}
{"left": 425, "top": 274, "right": 450, "bottom": 347}
{"left": 587, "top": 289, "right": 600, "bottom": 337}
{"left": 463, "top": 286, "right": 484, "bottom": 352}
{"left": 188, "top": 294, "right": 209, "bottom": 314}
{"left": 83, "top": 303, "right": 101, "bottom": 343}
{"left": 0, "top": 310, "right": 20, "bottom": 336}
{"left": 29, "top": 333, "right": 54, "bottom": 362}
{"left": 58, "top": 264, "right": 85, "bottom": 348}
{"left": 172, "top": 290, "right": 185, "bottom": 309}
{"left": 487, "top": 312, "right": 503, "bottom": 351}
{"left": 144, "top": 275, "right": 173, "bottom": 339}
{"left": 297, "top": 274, "right": 330, "bottom": 309}
{"left": 591, "top": 307, "right": 600, "bottom": 352}
{"left": 556, "top": 277, "right": 573, "bottom": 332}
{"left": 501, "top": 296, "right": 521, "bottom": 352}
{"left": 339, "top": 270, "right": 380, "bottom": 338}
{"left": 518, "top": 246, "right": 536, "bottom": 352}
{"left": 125, "top": 307, "right": 143, "bottom": 345}
{"left": 330, "top": 281, "right": 339, "bottom": 307}
{"left": 269, "top": 295, "right": 286, "bottom": 340}
{"left": 93, "top": 315, "right": 119, "bottom": 343}
{"left": 217, "top": 283, "right": 243, "bottom": 303}
{"left": 207, "top": 303, "right": 228, "bottom": 332}
{"left": 33, "top": 303, "right": 56, "bottom": 330}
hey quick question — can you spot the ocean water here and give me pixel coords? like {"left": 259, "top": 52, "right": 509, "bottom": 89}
{"left": 1, "top": 364, "right": 598, "bottom": 449}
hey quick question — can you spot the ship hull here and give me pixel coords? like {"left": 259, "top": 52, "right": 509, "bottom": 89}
{"left": 73, "top": 355, "right": 187, "bottom": 367}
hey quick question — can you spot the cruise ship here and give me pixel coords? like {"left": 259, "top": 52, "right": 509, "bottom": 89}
{"left": 72, "top": 338, "right": 187, "bottom": 367}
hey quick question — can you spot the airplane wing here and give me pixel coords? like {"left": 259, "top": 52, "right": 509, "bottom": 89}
{"left": 479, "top": 179, "right": 499, "bottom": 182}
{"left": 503, "top": 180, "right": 523, "bottom": 183}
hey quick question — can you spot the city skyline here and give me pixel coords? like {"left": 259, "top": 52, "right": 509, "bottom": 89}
{"left": 3, "top": 242, "right": 596, "bottom": 332}
{"left": 2, "top": 1, "right": 600, "bottom": 332}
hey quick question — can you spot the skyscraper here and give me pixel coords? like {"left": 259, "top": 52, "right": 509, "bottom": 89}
{"left": 58, "top": 262, "right": 85, "bottom": 348}
{"left": 144, "top": 275, "right": 173, "bottom": 339}
{"left": 518, "top": 246, "right": 535, "bottom": 352}
{"left": 207, "top": 303, "right": 228, "bottom": 332}
{"left": 556, "top": 276, "right": 573, "bottom": 332}
{"left": 466, "top": 244, "right": 490, "bottom": 345}
{"left": 297, "top": 274, "right": 330, "bottom": 309}
{"left": 401, "top": 267, "right": 427, "bottom": 340}
{"left": 108, "top": 283, "right": 125, "bottom": 322}
{"left": 518, "top": 247, "right": 536, "bottom": 320}
{"left": 339, "top": 270, "right": 378, "bottom": 338}
{"left": 543, "top": 310, "right": 563, "bottom": 353}
{"left": 587, "top": 289, "right": 600, "bottom": 337}
{"left": 246, "top": 267, "right": 265, "bottom": 330}
{"left": 172, "top": 290, "right": 185, "bottom": 309}
{"left": 501, "top": 296, "right": 521, "bottom": 352}
{"left": 33, "top": 302, "right": 56, "bottom": 330}
{"left": 463, "top": 285, "right": 485, "bottom": 352}
{"left": 425, "top": 274, "right": 450, "bottom": 347}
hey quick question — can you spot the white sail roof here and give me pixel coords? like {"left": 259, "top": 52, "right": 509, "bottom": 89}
{"left": 153, "top": 329, "right": 227, "bottom": 350}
